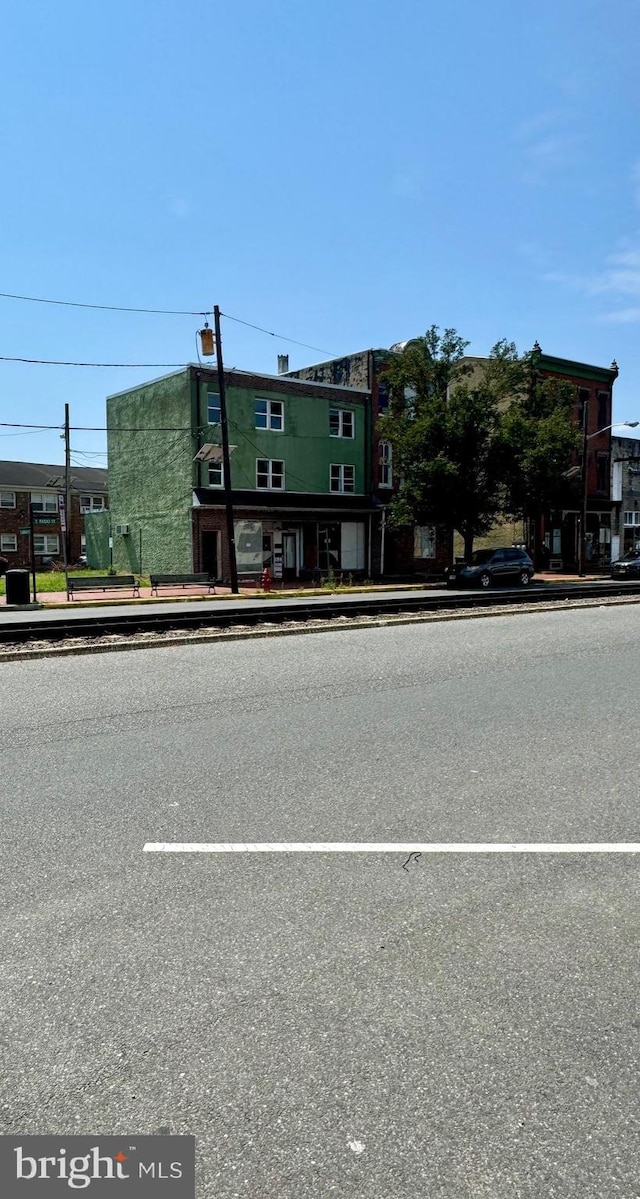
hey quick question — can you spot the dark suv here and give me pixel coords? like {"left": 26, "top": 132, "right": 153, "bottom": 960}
{"left": 448, "top": 547, "right": 535, "bottom": 589}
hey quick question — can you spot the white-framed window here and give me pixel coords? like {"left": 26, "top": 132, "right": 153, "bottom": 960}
{"left": 30, "top": 492, "right": 57, "bottom": 513}
{"left": 255, "top": 399, "right": 284, "bottom": 431}
{"left": 329, "top": 409, "right": 354, "bottom": 438}
{"left": 0, "top": 533, "right": 17, "bottom": 552}
{"left": 330, "top": 464, "right": 355, "bottom": 493}
{"left": 33, "top": 534, "right": 60, "bottom": 555}
{"left": 623, "top": 511, "right": 640, "bottom": 526}
{"left": 414, "top": 525, "right": 436, "bottom": 558}
{"left": 208, "top": 461, "right": 224, "bottom": 487}
{"left": 207, "top": 392, "right": 221, "bottom": 424}
{"left": 256, "top": 458, "right": 285, "bottom": 489}
{"left": 0, "top": 491, "right": 16, "bottom": 508}
{"left": 80, "top": 495, "right": 107, "bottom": 512}
{"left": 379, "top": 441, "right": 393, "bottom": 488}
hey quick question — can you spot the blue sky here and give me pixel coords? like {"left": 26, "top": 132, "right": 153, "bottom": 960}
{"left": 2, "top": 0, "right": 640, "bottom": 465}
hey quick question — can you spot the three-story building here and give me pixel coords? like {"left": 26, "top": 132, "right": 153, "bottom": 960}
{"left": 106, "top": 366, "right": 376, "bottom": 583}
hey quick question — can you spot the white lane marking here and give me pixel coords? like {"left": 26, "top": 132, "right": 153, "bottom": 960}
{"left": 143, "top": 842, "right": 640, "bottom": 854}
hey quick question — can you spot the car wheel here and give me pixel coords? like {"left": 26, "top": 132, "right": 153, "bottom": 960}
{"left": 519, "top": 570, "right": 531, "bottom": 586}
{"left": 479, "top": 571, "right": 491, "bottom": 588}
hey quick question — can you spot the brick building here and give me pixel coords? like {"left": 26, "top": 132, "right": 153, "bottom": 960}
{"left": 0, "top": 461, "right": 108, "bottom": 570}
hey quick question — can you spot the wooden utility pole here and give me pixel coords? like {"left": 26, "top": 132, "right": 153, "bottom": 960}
{"left": 213, "top": 306, "right": 239, "bottom": 593}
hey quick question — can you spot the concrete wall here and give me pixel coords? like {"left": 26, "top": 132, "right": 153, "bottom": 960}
{"left": 107, "top": 370, "right": 195, "bottom": 575}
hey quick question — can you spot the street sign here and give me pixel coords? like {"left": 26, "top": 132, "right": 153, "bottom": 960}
{"left": 33, "top": 515, "right": 59, "bottom": 527}
{"left": 58, "top": 494, "right": 67, "bottom": 532}
{"left": 19, "top": 527, "right": 30, "bottom": 535}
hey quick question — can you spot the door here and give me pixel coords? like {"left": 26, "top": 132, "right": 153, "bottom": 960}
{"left": 503, "top": 548, "right": 523, "bottom": 579}
{"left": 283, "top": 532, "right": 297, "bottom": 579}
{"left": 201, "top": 531, "right": 219, "bottom": 580}
{"left": 490, "top": 549, "right": 509, "bottom": 579}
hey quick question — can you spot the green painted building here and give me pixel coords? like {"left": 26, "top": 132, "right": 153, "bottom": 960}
{"left": 106, "top": 365, "right": 375, "bottom": 582}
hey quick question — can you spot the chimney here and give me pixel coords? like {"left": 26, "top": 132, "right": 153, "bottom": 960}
{"left": 277, "top": 354, "right": 289, "bottom": 375}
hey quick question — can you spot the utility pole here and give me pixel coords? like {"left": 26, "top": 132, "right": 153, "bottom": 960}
{"left": 578, "top": 399, "right": 589, "bottom": 577}
{"left": 64, "top": 403, "right": 71, "bottom": 564}
{"left": 213, "top": 305, "right": 239, "bottom": 593}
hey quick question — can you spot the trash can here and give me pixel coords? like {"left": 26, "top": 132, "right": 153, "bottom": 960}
{"left": 5, "top": 569, "right": 31, "bottom": 605}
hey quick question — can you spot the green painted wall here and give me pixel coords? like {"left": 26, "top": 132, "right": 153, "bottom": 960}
{"left": 197, "top": 381, "right": 367, "bottom": 492}
{"left": 84, "top": 510, "right": 111, "bottom": 569}
{"left": 107, "top": 370, "right": 195, "bottom": 574}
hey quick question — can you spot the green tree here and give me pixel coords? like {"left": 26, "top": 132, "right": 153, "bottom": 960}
{"left": 496, "top": 365, "right": 581, "bottom": 555}
{"left": 378, "top": 328, "right": 506, "bottom": 559}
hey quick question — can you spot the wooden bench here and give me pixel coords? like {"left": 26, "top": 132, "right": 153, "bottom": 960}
{"left": 150, "top": 572, "right": 215, "bottom": 596}
{"left": 69, "top": 575, "right": 140, "bottom": 599}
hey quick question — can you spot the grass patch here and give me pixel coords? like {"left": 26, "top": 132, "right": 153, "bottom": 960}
{"left": 0, "top": 569, "right": 150, "bottom": 595}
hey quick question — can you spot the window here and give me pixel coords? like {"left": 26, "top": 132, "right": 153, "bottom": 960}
{"left": 0, "top": 491, "right": 15, "bottom": 508}
{"left": 207, "top": 392, "right": 221, "bottom": 425}
{"left": 330, "top": 464, "right": 355, "bottom": 493}
{"left": 624, "top": 511, "right": 640, "bottom": 526}
{"left": 255, "top": 399, "right": 284, "bottom": 431}
{"left": 256, "top": 459, "right": 285, "bottom": 489}
{"left": 208, "top": 461, "right": 224, "bottom": 487}
{"left": 596, "top": 452, "right": 608, "bottom": 492}
{"left": 329, "top": 409, "right": 354, "bottom": 438}
{"left": 0, "top": 534, "right": 17, "bottom": 552}
{"left": 379, "top": 441, "right": 393, "bottom": 488}
{"left": 577, "top": 388, "right": 590, "bottom": 429}
{"left": 33, "top": 534, "right": 59, "bottom": 555}
{"left": 414, "top": 525, "right": 436, "bottom": 558}
{"left": 597, "top": 392, "right": 609, "bottom": 431}
{"left": 30, "top": 492, "right": 57, "bottom": 513}
{"left": 80, "top": 495, "right": 107, "bottom": 512}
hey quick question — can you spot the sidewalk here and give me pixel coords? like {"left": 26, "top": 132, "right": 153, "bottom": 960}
{"left": 1, "top": 572, "right": 607, "bottom": 610}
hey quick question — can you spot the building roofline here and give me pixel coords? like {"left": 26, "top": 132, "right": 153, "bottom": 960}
{"left": 107, "top": 363, "right": 371, "bottom": 401}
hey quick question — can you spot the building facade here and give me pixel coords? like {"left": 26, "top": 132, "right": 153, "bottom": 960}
{"left": 284, "top": 349, "right": 448, "bottom": 577}
{"left": 106, "top": 366, "right": 377, "bottom": 583}
{"left": 0, "top": 461, "right": 108, "bottom": 569}
{"left": 527, "top": 351, "right": 618, "bottom": 570}
{"left": 611, "top": 434, "right": 640, "bottom": 560}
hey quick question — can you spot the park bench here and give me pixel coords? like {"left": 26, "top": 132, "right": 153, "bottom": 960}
{"left": 150, "top": 572, "right": 215, "bottom": 596}
{"left": 69, "top": 575, "right": 140, "bottom": 599}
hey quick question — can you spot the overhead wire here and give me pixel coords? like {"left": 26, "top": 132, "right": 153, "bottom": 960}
{"left": 0, "top": 290, "right": 210, "bottom": 316}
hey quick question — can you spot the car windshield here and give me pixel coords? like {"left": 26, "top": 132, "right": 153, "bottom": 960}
{"left": 621, "top": 551, "right": 640, "bottom": 560}
{"left": 470, "top": 550, "right": 494, "bottom": 564}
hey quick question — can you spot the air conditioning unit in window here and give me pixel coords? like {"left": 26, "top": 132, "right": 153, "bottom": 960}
{"left": 115, "top": 523, "right": 130, "bottom": 536}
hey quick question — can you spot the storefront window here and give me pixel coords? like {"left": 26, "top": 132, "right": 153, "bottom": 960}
{"left": 318, "top": 523, "right": 340, "bottom": 572}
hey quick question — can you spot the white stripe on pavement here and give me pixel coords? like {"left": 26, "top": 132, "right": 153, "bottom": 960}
{"left": 143, "top": 842, "right": 640, "bottom": 854}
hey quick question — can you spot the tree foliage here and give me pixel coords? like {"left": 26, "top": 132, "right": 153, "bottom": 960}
{"left": 378, "top": 328, "right": 580, "bottom": 558}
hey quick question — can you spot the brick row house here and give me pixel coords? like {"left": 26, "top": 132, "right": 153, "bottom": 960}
{"left": 106, "top": 366, "right": 379, "bottom": 582}
{"left": 0, "top": 461, "right": 108, "bottom": 569}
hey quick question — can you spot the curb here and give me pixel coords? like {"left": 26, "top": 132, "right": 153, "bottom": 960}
{"left": 2, "top": 592, "right": 639, "bottom": 663}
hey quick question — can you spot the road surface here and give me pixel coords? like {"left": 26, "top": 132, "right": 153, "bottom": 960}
{"left": 2, "top": 605, "right": 639, "bottom": 1197}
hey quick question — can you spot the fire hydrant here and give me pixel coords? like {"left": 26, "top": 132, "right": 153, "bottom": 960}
{"left": 261, "top": 567, "right": 272, "bottom": 592}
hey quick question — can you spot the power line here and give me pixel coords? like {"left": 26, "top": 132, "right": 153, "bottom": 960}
{"left": 222, "top": 312, "right": 335, "bottom": 358}
{"left": 0, "top": 290, "right": 210, "bottom": 316}
{"left": 0, "top": 356, "right": 186, "bottom": 368}
{"left": 0, "top": 421, "right": 192, "bottom": 431}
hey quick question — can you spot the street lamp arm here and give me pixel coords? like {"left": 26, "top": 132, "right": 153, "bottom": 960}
{"left": 586, "top": 421, "right": 639, "bottom": 441}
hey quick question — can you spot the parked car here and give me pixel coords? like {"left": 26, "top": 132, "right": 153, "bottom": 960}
{"left": 611, "top": 551, "right": 640, "bottom": 579}
{"left": 448, "top": 547, "right": 535, "bottom": 589}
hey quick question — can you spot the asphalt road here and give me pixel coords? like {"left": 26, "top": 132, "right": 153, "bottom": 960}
{"left": 2, "top": 606, "right": 640, "bottom": 1197}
